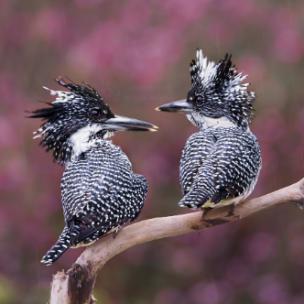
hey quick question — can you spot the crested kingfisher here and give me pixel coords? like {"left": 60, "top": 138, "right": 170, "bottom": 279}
{"left": 30, "top": 78, "right": 158, "bottom": 265}
{"left": 157, "top": 49, "right": 261, "bottom": 209}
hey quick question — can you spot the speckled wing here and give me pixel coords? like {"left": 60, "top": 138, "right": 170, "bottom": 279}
{"left": 61, "top": 141, "right": 148, "bottom": 245}
{"left": 179, "top": 128, "right": 261, "bottom": 208}
{"left": 180, "top": 131, "right": 216, "bottom": 195}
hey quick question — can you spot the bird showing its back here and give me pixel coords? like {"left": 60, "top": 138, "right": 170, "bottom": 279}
{"left": 30, "top": 78, "right": 157, "bottom": 265}
{"left": 179, "top": 127, "right": 261, "bottom": 208}
{"left": 157, "top": 49, "right": 261, "bottom": 209}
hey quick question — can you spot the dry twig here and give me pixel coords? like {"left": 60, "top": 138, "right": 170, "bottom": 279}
{"left": 49, "top": 178, "right": 304, "bottom": 304}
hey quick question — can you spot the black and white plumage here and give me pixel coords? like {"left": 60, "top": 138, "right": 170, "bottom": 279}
{"left": 157, "top": 49, "right": 261, "bottom": 209}
{"left": 30, "top": 78, "right": 157, "bottom": 265}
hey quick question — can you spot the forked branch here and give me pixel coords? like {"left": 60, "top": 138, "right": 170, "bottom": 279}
{"left": 50, "top": 178, "right": 304, "bottom": 304}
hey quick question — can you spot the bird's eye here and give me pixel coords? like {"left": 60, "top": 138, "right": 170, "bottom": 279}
{"left": 196, "top": 96, "right": 204, "bottom": 106}
{"left": 90, "top": 108, "right": 102, "bottom": 118}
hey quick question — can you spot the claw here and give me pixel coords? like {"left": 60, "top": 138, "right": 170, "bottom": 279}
{"left": 112, "top": 225, "right": 122, "bottom": 239}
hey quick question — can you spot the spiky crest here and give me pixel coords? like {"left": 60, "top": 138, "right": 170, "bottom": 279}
{"left": 29, "top": 78, "right": 114, "bottom": 163}
{"left": 189, "top": 49, "right": 255, "bottom": 127}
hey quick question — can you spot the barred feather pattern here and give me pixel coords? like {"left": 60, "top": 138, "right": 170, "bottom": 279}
{"left": 179, "top": 127, "right": 261, "bottom": 208}
{"left": 41, "top": 140, "right": 147, "bottom": 265}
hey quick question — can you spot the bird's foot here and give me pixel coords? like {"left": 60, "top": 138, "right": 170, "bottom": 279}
{"left": 201, "top": 207, "right": 226, "bottom": 227}
{"left": 111, "top": 220, "right": 133, "bottom": 239}
{"left": 201, "top": 203, "right": 239, "bottom": 227}
{"left": 226, "top": 203, "right": 235, "bottom": 217}
{"left": 112, "top": 225, "right": 122, "bottom": 239}
{"left": 201, "top": 207, "right": 212, "bottom": 219}
{"left": 296, "top": 200, "right": 304, "bottom": 210}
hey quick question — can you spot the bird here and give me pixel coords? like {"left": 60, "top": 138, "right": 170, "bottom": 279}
{"left": 30, "top": 78, "right": 158, "bottom": 265}
{"left": 156, "top": 49, "right": 261, "bottom": 210}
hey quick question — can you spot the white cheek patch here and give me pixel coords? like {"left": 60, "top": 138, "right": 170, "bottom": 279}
{"left": 201, "top": 116, "right": 237, "bottom": 128}
{"left": 103, "top": 131, "right": 114, "bottom": 139}
{"left": 69, "top": 124, "right": 102, "bottom": 157}
{"left": 187, "top": 113, "right": 203, "bottom": 128}
{"left": 187, "top": 113, "right": 237, "bottom": 129}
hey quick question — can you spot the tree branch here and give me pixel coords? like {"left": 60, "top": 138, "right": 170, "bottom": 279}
{"left": 49, "top": 178, "right": 304, "bottom": 304}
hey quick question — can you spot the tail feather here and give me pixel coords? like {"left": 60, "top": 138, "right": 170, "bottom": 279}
{"left": 179, "top": 174, "right": 216, "bottom": 208}
{"left": 41, "top": 226, "right": 72, "bottom": 266}
{"left": 178, "top": 190, "right": 210, "bottom": 208}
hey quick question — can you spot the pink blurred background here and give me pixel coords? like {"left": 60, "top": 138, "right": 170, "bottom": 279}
{"left": 1, "top": 0, "right": 304, "bottom": 303}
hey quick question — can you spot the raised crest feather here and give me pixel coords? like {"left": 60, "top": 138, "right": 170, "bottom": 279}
{"left": 190, "top": 49, "right": 217, "bottom": 86}
{"left": 188, "top": 49, "right": 255, "bottom": 127}
{"left": 29, "top": 78, "right": 114, "bottom": 163}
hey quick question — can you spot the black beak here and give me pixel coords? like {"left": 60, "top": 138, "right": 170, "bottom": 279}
{"left": 104, "top": 115, "right": 158, "bottom": 132}
{"left": 155, "top": 99, "right": 193, "bottom": 113}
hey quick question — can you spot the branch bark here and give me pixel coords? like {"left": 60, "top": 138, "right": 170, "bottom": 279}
{"left": 49, "top": 178, "right": 304, "bottom": 304}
